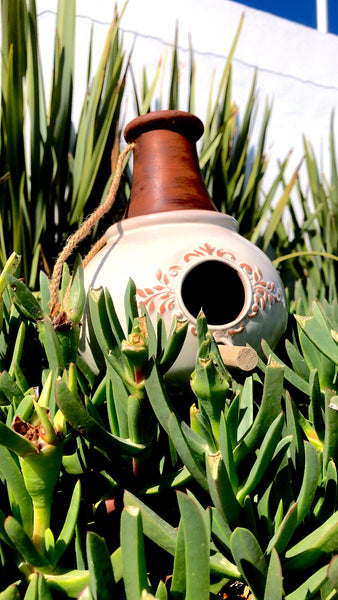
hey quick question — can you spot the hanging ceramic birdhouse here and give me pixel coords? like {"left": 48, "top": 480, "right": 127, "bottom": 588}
{"left": 81, "top": 110, "right": 288, "bottom": 379}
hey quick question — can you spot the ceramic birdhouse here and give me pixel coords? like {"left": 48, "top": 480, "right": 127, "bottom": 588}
{"left": 81, "top": 110, "right": 288, "bottom": 378}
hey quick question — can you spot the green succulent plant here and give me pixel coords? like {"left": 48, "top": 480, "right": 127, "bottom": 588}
{"left": 0, "top": 253, "right": 336, "bottom": 598}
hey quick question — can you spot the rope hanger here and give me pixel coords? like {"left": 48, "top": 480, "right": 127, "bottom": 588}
{"left": 49, "top": 142, "right": 135, "bottom": 313}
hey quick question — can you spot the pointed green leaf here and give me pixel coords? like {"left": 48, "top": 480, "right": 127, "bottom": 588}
{"left": 55, "top": 376, "right": 144, "bottom": 456}
{"left": 284, "top": 563, "right": 329, "bottom": 600}
{"left": 236, "top": 413, "right": 286, "bottom": 504}
{"left": 327, "top": 554, "right": 338, "bottom": 590}
{"left": 0, "top": 421, "right": 38, "bottom": 457}
{"left": 314, "top": 459, "right": 337, "bottom": 522}
{"left": 285, "top": 339, "right": 310, "bottom": 381}
{"left": 323, "top": 391, "right": 338, "bottom": 471}
{"left": 170, "top": 520, "right": 185, "bottom": 597}
{"left": 264, "top": 549, "right": 283, "bottom": 600}
{"left": 53, "top": 479, "right": 81, "bottom": 565}
{"left": 45, "top": 569, "right": 90, "bottom": 598}
{"left": 64, "top": 255, "right": 85, "bottom": 324}
{"left": 266, "top": 503, "right": 298, "bottom": 554}
{"left": 4, "top": 516, "right": 50, "bottom": 571}
{"left": 23, "top": 572, "right": 54, "bottom": 600}
{"left": 206, "top": 452, "right": 241, "bottom": 529}
{"left": 261, "top": 340, "right": 310, "bottom": 395}
{"left": 4, "top": 273, "right": 43, "bottom": 321}
{"left": 296, "top": 442, "right": 320, "bottom": 525}
{"left": 145, "top": 359, "right": 175, "bottom": 434}
{"left": 0, "top": 370, "right": 24, "bottom": 403}
{"left": 38, "top": 316, "right": 65, "bottom": 372}
{"left": 86, "top": 531, "right": 116, "bottom": 599}
{"left": 0, "top": 584, "right": 20, "bottom": 600}
{"left": 177, "top": 492, "right": 210, "bottom": 600}
{"left": 234, "top": 359, "right": 284, "bottom": 465}
{"left": 285, "top": 510, "right": 338, "bottom": 570}
{"left": 0, "top": 446, "right": 33, "bottom": 533}
{"left": 123, "top": 490, "right": 177, "bottom": 556}
{"left": 230, "top": 527, "right": 267, "bottom": 598}
{"left": 159, "top": 318, "right": 188, "bottom": 374}
{"left": 154, "top": 580, "right": 168, "bottom": 600}
{"left": 120, "top": 506, "right": 149, "bottom": 600}
{"left": 168, "top": 413, "right": 208, "bottom": 491}
{"left": 295, "top": 313, "right": 338, "bottom": 365}
{"left": 88, "top": 287, "right": 134, "bottom": 387}
{"left": 124, "top": 278, "right": 139, "bottom": 334}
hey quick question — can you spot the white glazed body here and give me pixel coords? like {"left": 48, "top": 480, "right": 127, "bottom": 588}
{"left": 81, "top": 210, "right": 288, "bottom": 378}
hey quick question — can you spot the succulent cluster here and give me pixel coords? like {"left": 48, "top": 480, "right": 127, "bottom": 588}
{"left": 0, "top": 254, "right": 336, "bottom": 599}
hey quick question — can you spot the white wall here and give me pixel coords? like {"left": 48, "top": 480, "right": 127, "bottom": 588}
{"left": 36, "top": 0, "right": 338, "bottom": 193}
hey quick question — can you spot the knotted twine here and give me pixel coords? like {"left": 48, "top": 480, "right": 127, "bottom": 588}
{"left": 49, "top": 142, "right": 135, "bottom": 314}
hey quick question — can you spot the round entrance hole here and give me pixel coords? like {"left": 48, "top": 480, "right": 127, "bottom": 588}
{"left": 180, "top": 260, "right": 246, "bottom": 326}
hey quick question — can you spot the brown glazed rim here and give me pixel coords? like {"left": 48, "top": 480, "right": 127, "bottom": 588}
{"left": 124, "top": 110, "right": 204, "bottom": 144}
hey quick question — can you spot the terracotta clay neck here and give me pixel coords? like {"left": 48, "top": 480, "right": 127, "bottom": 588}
{"left": 123, "top": 110, "right": 218, "bottom": 219}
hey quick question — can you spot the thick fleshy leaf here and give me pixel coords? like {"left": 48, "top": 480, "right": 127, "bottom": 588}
{"left": 266, "top": 503, "right": 298, "bottom": 554}
{"left": 236, "top": 413, "right": 286, "bottom": 504}
{"left": 88, "top": 287, "right": 134, "bottom": 390}
{"left": 38, "top": 317, "right": 65, "bottom": 372}
{"left": 261, "top": 340, "right": 310, "bottom": 396}
{"left": 234, "top": 359, "right": 284, "bottom": 465}
{"left": 64, "top": 255, "right": 85, "bottom": 324}
{"left": 145, "top": 359, "right": 176, "bottom": 435}
{"left": 206, "top": 452, "right": 241, "bottom": 529}
{"left": 159, "top": 317, "right": 188, "bottom": 374}
{"left": 284, "top": 563, "right": 329, "bottom": 600}
{"left": 8, "top": 320, "right": 25, "bottom": 378}
{"left": 123, "top": 490, "right": 177, "bottom": 556}
{"left": 0, "top": 446, "right": 32, "bottom": 534}
{"left": 168, "top": 413, "right": 208, "bottom": 491}
{"left": 230, "top": 527, "right": 267, "bottom": 598}
{"left": 0, "top": 370, "right": 24, "bottom": 403}
{"left": 170, "top": 520, "right": 185, "bottom": 596}
{"left": 105, "top": 362, "right": 129, "bottom": 438}
{"left": 0, "top": 584, "right": 20, "bottom": 600}
{"left": 86, "top": 531, "right": 116, "bottom": 599}
{"left": 284, "top": 391, "right": 305, "bottom": 469}
{"left": 53, "top": 480, "right": 81, "bottom": 566}
{"left": 55, "top": 376, "right": 144, "bottom": 456}
{"left": 4, "top": 516, "right": 50, "bottom": 571}
{"left": 285, "top": 339, "right": 310, "bottom": 381}
{"left": 327, "top": 554, "right": 338, "bottom": 590}
{"left": 177, "top": 492, "right": 210, "bottom": 600}
{"left": 0, "top": 421, "right": 38, "bottom": 457}
{"left": 4, "top": 274, "right": 43, "bottom": 322}
{"left": 154, "top": 580, "right": 168, "bottom": 600}
{"left": 45, "top": 570, "right": 90, "bottom": 598}
{"left": 124, "top": 278, "right": 139, "bottom": 334}
{"left": 295, "top": 312, "right": 338, "bottom": 366}
{"left": 23, "top": 573, "right": 53, "bottom": 600}
{"left": 285, "top": 510, "right": 338, "bottom": 570}
{"left": 263, "top": 549, "right": 283, "bottom": 600}
{"left": 323, "top": 390, "right": 338, "bottom": 472}
{"left": 308, "top": 368, "right": 325, "bottom": 438}
{"left": 296, "top": 442, "right": 320, "bottom": 525}
{"left": 314, "top": 459, "right": 337, "bottom": 522}
{"left": 120, "top": 506, "right": 149, "bottom": 600}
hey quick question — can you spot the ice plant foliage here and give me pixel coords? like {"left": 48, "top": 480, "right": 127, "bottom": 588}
{"left": 0, "top": 253, "right": 336, "bottom": 598}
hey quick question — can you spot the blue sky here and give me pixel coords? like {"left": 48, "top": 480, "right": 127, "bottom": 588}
{"left": 231, "top": 0, "right": 338, "bottom": 34}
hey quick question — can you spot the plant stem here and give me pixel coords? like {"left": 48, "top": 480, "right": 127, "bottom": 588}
{"left": 32, "top": 500, "right": 51, "bottom": 556}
